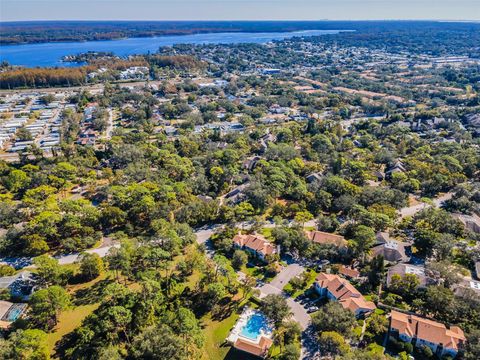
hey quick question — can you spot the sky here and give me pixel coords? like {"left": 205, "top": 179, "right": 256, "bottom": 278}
{"left": 1, "top": 0, "right": 480, "bottom": 22}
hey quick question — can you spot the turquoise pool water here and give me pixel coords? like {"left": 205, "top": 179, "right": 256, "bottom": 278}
{"left": 2, "top": 304, "right": 27, "bottom": 322}
{"left": 240, "top": 313, "right": 272, "bottom": 340}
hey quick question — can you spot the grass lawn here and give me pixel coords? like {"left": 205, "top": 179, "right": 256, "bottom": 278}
{"left": 46, "top": 303, "right": 99, "bottom": 355}
{"left": 46, "top": 272, "right": 111, "bottom": 356}
{"left": 201, "top": 311, "right": 240, "bottom": 360}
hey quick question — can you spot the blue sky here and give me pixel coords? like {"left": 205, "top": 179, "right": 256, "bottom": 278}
{"left": 2, "top": 0, "right": 479, "bottom": 22}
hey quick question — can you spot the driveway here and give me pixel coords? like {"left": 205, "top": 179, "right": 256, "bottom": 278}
{"left": 270, "top": 263, "right": 304, "bottom": 289}
{"left": 256, "top": 263, "right": 311, "bottom": 330}
{"left": 287, "top": 298, "right": 311, "bottom": 329}
{"left": 195, "top": 225, "right": 220, "bottom": 245}
{"left": 399, "top": 192, "right": 453, "bottom": 218}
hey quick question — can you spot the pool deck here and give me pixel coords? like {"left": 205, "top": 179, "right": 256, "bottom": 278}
{"left": 227, "top": 308, "right": 273, "bottom": 345}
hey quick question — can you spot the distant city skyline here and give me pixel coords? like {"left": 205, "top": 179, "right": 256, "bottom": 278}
{"left": 1, "top": 0, "right": 480, "bottom": 22}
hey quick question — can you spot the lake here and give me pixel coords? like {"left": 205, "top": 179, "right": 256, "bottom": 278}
{"left": 0, "top": 30, "right": 342, "bottom": 68}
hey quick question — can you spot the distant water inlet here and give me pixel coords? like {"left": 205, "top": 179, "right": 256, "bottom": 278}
{"left": 0, "top": 30, "right": 343, "bottom": 67}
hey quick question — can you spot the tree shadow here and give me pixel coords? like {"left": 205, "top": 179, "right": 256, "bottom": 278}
{"left": 223, "top": 347, "right": 260, "bottom": 360}
{"left": 211, "top": 297, "right": 242, "bottom": 322}
{"left": 73, "top": 278, "right": 114, "bottom": 306}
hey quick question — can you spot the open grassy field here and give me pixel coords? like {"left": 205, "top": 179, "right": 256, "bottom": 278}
{"left": 46, "top": 303, "right": 99, "bottom": 355}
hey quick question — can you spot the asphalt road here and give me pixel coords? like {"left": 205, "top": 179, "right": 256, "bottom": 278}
{"left": 399, "top": 192, "right": 453, "bottom": 218}
{"left": 257, "top": 263, "right": 310, "bottom": 329}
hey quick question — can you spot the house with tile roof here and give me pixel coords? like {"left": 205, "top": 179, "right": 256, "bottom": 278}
{"left": 233, "top": 233, "right": 279, "bottom": 262}
{"left": 314, "top": 273, "right": 376, "bottom": 317}
{"left": 389, "top": 310, "right": 466, "bottom": 358}
{"left": 305, "top": 230, "right": 348, "bottom": 249}
{"left": 233, "top": 336, "right": 273, "bottom": 358}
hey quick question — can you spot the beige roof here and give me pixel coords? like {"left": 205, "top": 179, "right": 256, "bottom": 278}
{"left": 390, "top": 310, "right": 466, "bottom": 351}
{"left": 233, "top": 233, "right": 277, "bottom": 257}
{"left": 306, "top": 231, "right": 347, "bottom": 247}
{"left": 234, "top": 336, "right": 273, "bottom": 357}
{"left": 316, "top": 273, "right": 376, "bottom": 313}
{"left": 0, "top": 300, "right": 13, "bottom": 320}
{"left": 372, "top": 241, "right": 409, "bottom": 263}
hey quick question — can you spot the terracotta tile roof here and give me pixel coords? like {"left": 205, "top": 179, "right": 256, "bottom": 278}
{"left": 390, "top": 310, "right": 466, "bottom": 351}
{"left": 234, "top": 336, "right": 273, "bottom": 357}
{"left": 316, "top": 273, "right": 376, "bottom": 313}
{"left": 306, "top": 231, "right": 347, "bottom": 247}
{"left": 233, "top": 233, "right": 277, "bottom": 257}
{"left": 339, "top": 265, "right": 360, "bottom": 279}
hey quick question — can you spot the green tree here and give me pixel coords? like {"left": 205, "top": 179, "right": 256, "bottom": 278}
{"left": 423, "top": 286, "right": 454, "bottom": 318}
{"left": 15, "top": 126, "right": 33, "bottom": 141}
{"left": 464, "top": 329, "right": 480, "bottom": 360}
{"left": 389, "top": 273, "right": 420, "bottom": 299}
{"left": 205, "top": 282, "right": 226, "bottom": 309}
{"left": 0, "top": 329, "right": 50, "bottom": 360}
{"left": 294, "top": 210, "right": 314, "bottom": 226}
{"left": 365, "top": 313, "right": 388, "bottom": 337}
{"left": 318, "top": 331, "right": 350, "bottom": 356}
{"left": 348, "top": 225, "right": 376, "bottom": 261}
{"left": 311, "top": 302, "right": 356, "bottom": 338}
{"left": 0, "top": 264, "right": 15, "bottom": 276}
{"left": 231, "top": 250, "right": 248, "bottom": 270}
{"left": 279, "top": 343, "right": 301, "bottom": 360}
{"left": 4, "top": 169, "right": 30, "bottom": 193}
{"left": 173, "top": 307, "right": 204, "bottom": 359}
{"left": 260, "top": 294, "right": 292, "bottom": 327}
{"left": 131, "top": 325, "right": 187, "bottom": 360}
{"left": 33, "top": 255, "right": 69, "bottom": 286}
{"left": 234, "top": 202, "right": 255, "bottom": 221}
{"left": 78, "top": 252, "right": 104, "bottom": 281}
{"left": 29, "top": 286, "right": 71, "bottom": 330}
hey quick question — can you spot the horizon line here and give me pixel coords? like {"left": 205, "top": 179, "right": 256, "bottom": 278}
{"left": 2, "top": 19, "right": 480, "bottom": 24}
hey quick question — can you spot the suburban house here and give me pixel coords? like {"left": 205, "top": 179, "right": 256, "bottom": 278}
{"left": 233, "top": 233, "right": 279, "bottom": 262}
{"left": 305, "top": 172, "right": 323, "bottom": 183}
{"left": 452, "top": 213, "right": 480, "bottom": 234}
{"left": 389, "top": 310, "right": 466, "bottom": 358}
{"left": 385, "top": 160, "right": 407, "bottom": 180}
{"left": 305, "top": 230, "right": 348, "bottom": 249}
{"left": 372, "top": 240, "right": 410, "bottom": 263}
{"left": 386, "top": 263, "right": 432, "bottom": 288}
{"left": 233, "top": 336, "right": 273, "bottom": 358}
{"left": 375, "top": 231, "right": 394, "bottom": 245}
{"left": 0, "top": 271, "right": 37, "bottom": 300}
{"left": 314, "top": 273, "right": 376, "bottom": 317}
{"left": 454, "top": 278, "right": 480, "bottom": 297}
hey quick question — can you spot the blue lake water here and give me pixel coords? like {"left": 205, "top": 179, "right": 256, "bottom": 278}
{"left": 0, "top": 30, "right": 342, "bottom": 68}
{"left": 240, "top": 313, "right": 272, "bottom": 340}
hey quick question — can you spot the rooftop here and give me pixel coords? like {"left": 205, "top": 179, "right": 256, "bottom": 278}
{"left": 233, "top": 233, "right": 277, "bottom": 258}
{"left": 316, "top": 273, "right": 376, "bottom": 314}
{"left": 390, "top": 310, "right": 465, "bottom": 351}
{"left": 306, "top": 231, "right": 347, "bottom": 248}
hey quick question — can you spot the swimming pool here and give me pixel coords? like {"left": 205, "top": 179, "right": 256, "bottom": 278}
{"left": 240, "top": 313, "right": 272, "bottom": 341}
{"left": 2, "top": 303, "right": 27, "bottom": 322}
